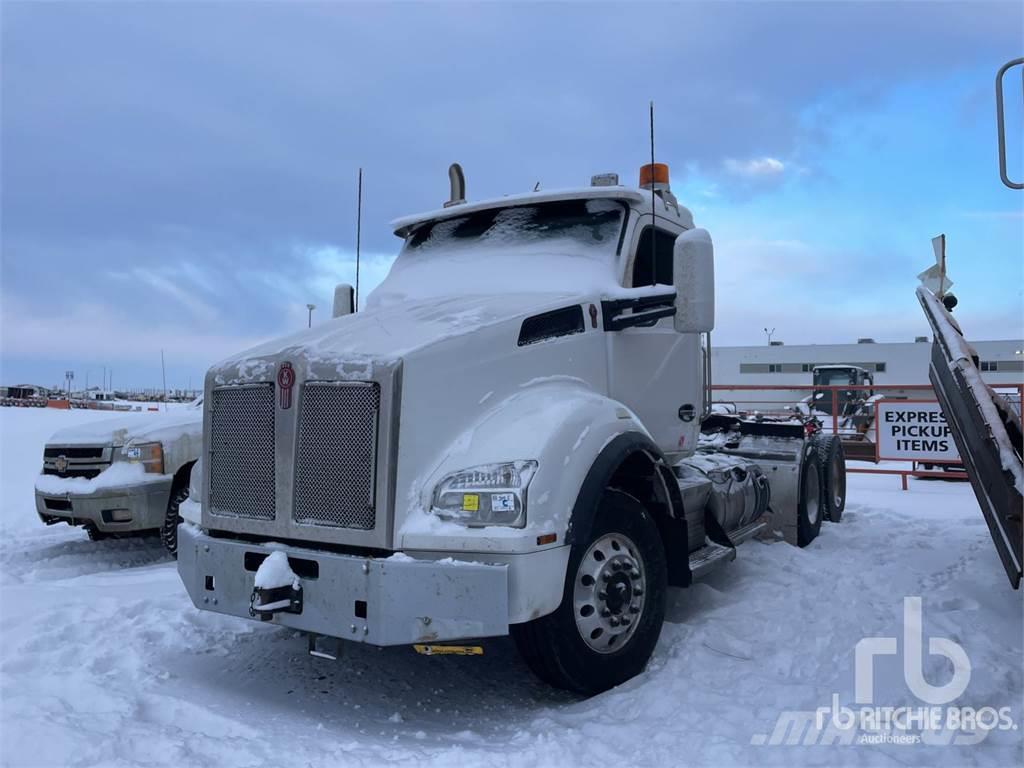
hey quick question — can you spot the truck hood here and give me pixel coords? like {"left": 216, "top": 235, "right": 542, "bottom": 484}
{"left": 46, "top": 408, "right": 203, "bottom": 447}
{"left": 214, "top": 292, "right": 585, "bottom": 378}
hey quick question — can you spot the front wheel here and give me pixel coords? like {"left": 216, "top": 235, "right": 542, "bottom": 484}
{"left": 511, "top": 490, "right": 667, "bottom": 695}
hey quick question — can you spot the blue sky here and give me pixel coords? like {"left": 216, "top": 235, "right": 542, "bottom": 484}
{"left": 2, "top": 2, "right": 1022, "bottom": 390}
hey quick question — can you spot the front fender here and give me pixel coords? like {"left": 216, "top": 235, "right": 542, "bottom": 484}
{"left": 399, "top": 381, "right": 652, "bottom": 554}
{"left": 158, "top": 429, "right": 203, "bottom": 481}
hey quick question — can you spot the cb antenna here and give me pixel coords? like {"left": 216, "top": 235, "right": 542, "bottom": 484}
{"left": 355, "top": 168, "right": 363, "bottom": 311}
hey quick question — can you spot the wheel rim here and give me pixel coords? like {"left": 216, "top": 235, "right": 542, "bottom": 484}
{"left": 573, "top": 532, "right": 646, "bottom": 654}
{"left": 831, "top": 452, "right": 844, "bottom": 509}
{"left": 804, "top": 464, "right": 821, "bottom": 525}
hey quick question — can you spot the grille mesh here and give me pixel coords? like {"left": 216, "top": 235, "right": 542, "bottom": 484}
{"left": 294, "top": 383, "right": 380, "bottom": 529}
{"left": 209, "top": 384, "right": 276, "bottom": 519}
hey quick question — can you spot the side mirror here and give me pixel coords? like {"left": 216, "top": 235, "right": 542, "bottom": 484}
{"left": 332, "top": 283, "right": 355, "bottom": 318}
{"left": 673, "top": 228, "right": 714, "bottom": 333}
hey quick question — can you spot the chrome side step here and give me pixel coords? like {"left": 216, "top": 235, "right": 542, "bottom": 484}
{"left": 688, "top": 520, "right": 768, "bottom": 581}
{"left": 730, "top": 520, "right": 768, "bottom": 546}
{"left": 689, "top": 541, "right": 735, "bottom": 580}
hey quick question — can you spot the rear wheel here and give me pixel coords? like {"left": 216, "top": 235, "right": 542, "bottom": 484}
{"left": 818, "top": 435, "right": 846, "bottom": 523}
{"left": 511, "top": 490, "right": 667, "bottom": 695}
{"left": 797, "top": 446, "right": 824, "bottom": 547}
{"left": 161, "top": 485, "right": 189, "bottom": 558}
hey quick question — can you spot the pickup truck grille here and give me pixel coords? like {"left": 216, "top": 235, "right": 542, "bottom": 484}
{"left": 42, "top": 444, "right": 110, "bottom": 478}
{"left": 44, "top": 446, "right": 104, "bottom": 460}
{"left": 293, "top": 382, "right": 380, "bottom": 530}
{"left": 209, "top": 384, "right": 276, "bottom": 520}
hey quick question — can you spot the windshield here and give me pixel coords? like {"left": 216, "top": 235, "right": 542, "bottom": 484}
{"left": 369, "top": 199, "right": 627, "bottom": 306}
{"left": 406, "top": 199, "right": 624, "bottom": 254}
{"left": 816, "top": 369, "right": 855, "bottom": 386}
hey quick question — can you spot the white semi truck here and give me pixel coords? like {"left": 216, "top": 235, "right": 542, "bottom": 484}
{"left": 178, "top": 163, "right": 844, "bottom": 693}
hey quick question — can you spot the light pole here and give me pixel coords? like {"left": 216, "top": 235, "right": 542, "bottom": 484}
{"left": 65, "top": 370, "right": 74, "bottom": 400}
{"left": 763, "top": 327, "right": 775, "bottom": 345}
{"left": 306, "top": 303, "right": 316, "bottom": 328}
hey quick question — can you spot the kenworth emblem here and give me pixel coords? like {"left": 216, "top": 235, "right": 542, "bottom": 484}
{"left": 277, "top": 362, "right": 296, "bottom": 409}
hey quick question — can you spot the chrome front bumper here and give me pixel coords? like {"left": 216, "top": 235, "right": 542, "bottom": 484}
{"left": 35, "top": 478, "right": 172, "bottom": 533}
{"left": 177, "top": 524, "right": 510, "bottom": 646}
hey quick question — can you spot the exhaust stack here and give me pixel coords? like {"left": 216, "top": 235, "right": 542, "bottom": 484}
{"left": 444, "top": 163, "right": 466, "bottom": 208}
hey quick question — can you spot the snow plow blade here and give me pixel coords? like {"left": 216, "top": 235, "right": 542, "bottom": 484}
{"left": 916, "top": 286, "right": 1023, "bottom": 588}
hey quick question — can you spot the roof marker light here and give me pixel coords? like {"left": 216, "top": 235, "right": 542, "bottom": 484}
{"left": 591, "top": 173, "right": 619, "bottom": 187}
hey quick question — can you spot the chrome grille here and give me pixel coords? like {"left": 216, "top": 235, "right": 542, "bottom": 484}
{"left": 209, "top": 384, "right": 275, "bottom": 520}
{"left": 42, "top": 444, "right": 110, "bottom": 478}
{"left": 294, "top": 382, "right": 380, "bottom": 529}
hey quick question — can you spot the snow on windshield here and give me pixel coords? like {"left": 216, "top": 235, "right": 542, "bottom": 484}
{"left": 368, "top": 199, "right": 625, "bottom": 307}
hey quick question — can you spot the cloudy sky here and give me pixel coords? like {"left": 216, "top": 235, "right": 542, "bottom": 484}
{"left": 2, "top": 2, "right": 1022, "bottom": 390}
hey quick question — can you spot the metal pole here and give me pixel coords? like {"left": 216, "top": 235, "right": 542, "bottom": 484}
{"left": 307, "top": 303, "right": 315, "bottom": 328}
{"left": 996, "top": 58, "right": 1024, "bottom": 190}
{"left": 356, "top": 168, "right": 363, "bottom": 312}
{"left": 161, "top": 350, "right": 167, "bottom": 411}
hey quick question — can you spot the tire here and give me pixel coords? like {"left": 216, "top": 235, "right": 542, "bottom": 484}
{"left": 161, "top": 485, "right": 189, "bottom": 558}
{"left": 797, "top": 445, "right": 824, "bottom": 547}
{"left": 511, "top": 490, "right": 667, "bottom": 695}
{"left": 85, "top": 524, "right": 107, "bottom": 542}
{"left": 818, "top": 435, "right": 846, "bottom": 523}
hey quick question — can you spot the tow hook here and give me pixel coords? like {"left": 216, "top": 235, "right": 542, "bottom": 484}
{"left": 249, "top": 583, "right": 303, "bottom": 620}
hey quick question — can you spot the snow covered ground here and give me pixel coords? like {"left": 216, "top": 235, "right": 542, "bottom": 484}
{"left": 1, "top": 407, "right": 1020, "bottom": 767}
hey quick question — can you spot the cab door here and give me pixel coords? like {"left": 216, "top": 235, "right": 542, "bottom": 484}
{"left": 607, "top": 219, "right": 701, "bottom": 458}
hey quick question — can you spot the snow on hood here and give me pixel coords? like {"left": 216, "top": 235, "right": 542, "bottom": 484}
{"left": 44, "top": 407, "right": 203, "bottom": 448}
{"left": 217, "top": 292, "right": 586, "bottom": 372}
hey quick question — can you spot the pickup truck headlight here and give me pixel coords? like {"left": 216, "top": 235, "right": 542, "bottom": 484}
{"left": 431, "top": 460, "right": 538, "bottom": 528}
{"left": 116, "top": 442, "right": 164, "bottom": 474}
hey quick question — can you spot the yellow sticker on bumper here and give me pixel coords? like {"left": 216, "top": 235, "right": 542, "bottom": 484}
{"left": 462, "top": 493, "right": 479, "bottom": 512}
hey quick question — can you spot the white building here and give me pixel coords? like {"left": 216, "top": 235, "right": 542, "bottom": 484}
{"left": 710, "top": 338, "right": 1023, "bottom": 411}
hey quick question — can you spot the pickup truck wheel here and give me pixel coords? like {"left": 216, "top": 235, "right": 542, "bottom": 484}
{"left": 511, "top": 490, "right": 667, "bottom": 695}
{"left": 818, "top": 435, "right": 846, "bottom": 523}
{"left": 797, "top": 447, "right": 824, "bottom": 547}
{"left": 161, "top": 486, "right": 189, "bottom": 558}
{"left": 85, "top": 524, "right": 107, "bottom": 542}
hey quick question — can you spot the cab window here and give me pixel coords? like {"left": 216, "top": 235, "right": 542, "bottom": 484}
{"left": 631, "top": 227, "right": 677, "bottom": 287}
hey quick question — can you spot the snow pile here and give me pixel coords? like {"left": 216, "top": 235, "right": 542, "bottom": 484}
{"left": 1, "top": 407, "right": 1021, "bottom": 767}
{"left": 253, "top": 550, "right": 299, "bottom": 591}
{"left": 33, "top": 460, "right": 163, "bottom": 496}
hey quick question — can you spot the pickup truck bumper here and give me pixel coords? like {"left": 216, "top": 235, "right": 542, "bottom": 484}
{"left": 35, "top": 478, "right": 172, "bottom": 533}
{"left": 177, "top": 524, "right": 513, "bottom": 646}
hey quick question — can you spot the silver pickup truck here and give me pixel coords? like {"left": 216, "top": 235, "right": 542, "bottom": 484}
{"left": 34, "top": 400, "right": 202, "bottom": 555}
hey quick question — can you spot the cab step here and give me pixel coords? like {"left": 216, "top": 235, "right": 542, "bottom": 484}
{"left": 687, "top": 520, "right": 767, "bottom": 580}
{"left": 730, "top": 519, "right": 768, "bottom": 545}
{"left": 688, "top": 541, "right": 735, "bottom": 579}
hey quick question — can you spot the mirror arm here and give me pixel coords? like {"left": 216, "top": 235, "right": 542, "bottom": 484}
{"left": 601, "top": 292, "right": 677, "bottom": 331}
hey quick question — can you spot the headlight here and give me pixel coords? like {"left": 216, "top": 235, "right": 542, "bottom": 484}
{"left": 116, "top": 441, "right": 164, "bottom": 474}
{"left": 188, "top": 457, "right": 204, "bottom": 503}
{"left": 431, "top": 460, "right": 538, "bottom": 528}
